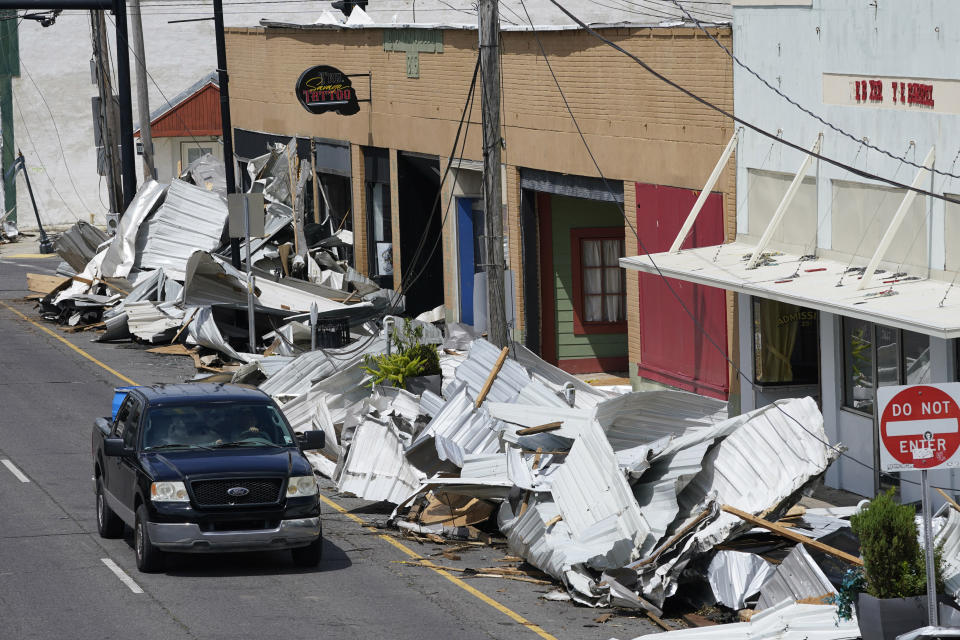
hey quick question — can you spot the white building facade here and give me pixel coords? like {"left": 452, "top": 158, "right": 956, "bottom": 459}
{"left": 623, "top": 0, "right": 960, "bottom": 500}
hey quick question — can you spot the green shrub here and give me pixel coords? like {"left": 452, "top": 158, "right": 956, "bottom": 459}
{"left": 850, "top": 489, "right": 944, "bottom": 599}
{"left": 361, "top": 318, "right": 441, "bottom": 389}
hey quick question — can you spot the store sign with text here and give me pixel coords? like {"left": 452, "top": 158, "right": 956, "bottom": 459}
{"left": 823, "top": 73, "right": 960, "bottom": 114}
{"left": 295, "top": 65, "right": 360, "bottom": 116}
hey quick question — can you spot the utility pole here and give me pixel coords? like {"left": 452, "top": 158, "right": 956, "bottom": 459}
{"left": 91, "top": 10, "right": 123, "bottom": 213}
{"left": 478, "top": 0, "right": 507, "bottom": 348}
{"left": 213, "top": 0, "right": 241, "bottom": 268}
{"left": 0, "top": 9, "right": 18, "bottom": 226}
{"left": 128, "top": 0, "right": 155, "bottom": 180}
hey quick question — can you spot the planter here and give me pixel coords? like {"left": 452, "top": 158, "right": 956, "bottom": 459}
{"left": 405, "top": 374, "right": 442, "bottom": 397}
{"left": 855, "top": 594, "right": 927, "bottom": 640}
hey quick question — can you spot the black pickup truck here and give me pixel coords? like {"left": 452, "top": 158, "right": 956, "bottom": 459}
{"left": 92, "top": 383, "right": 326, "bottom": 572}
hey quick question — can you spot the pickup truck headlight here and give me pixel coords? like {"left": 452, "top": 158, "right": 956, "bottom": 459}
{"left": 151, "top": 481, "right": 189, "bottom": 503}
{"left": 286, "top": 475, "right": 318, "bottom": 497}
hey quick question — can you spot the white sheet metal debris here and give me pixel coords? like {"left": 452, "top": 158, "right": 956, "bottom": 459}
{"left": 756, "top": 544, "right": 836, "bottom": 610}
{"left": 625, "top": 599, "right": 859, "bottom": 639}
{"left": 707, "top": 550, "right": 774, "bottom": 610}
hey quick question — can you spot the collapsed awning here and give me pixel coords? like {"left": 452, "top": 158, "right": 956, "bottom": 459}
{"left": 621, "top": 241, "right": 960, "bottom": 339}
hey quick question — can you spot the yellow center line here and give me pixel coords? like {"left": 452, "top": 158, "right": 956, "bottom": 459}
{"left": 0, "top": 300, "right": 138, "bottom": 386}
{"left": 0, "top": 297, "right": 559, "bottom": 640}
{"left": 322, "top": 491, "right": 558, "bottom": 639}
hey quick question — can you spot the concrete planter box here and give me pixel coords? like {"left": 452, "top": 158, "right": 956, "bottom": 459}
{"left": 856, "top": 593, "right": 927, "bottom": 640}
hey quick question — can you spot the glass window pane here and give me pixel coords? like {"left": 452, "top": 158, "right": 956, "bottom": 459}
{"left": 583, "top": 240, "right": 601, "bottom": 267}
{"left": 844, "top": 317, "right": 874, "bottom": 413}
{"left": 584, "top": 268, "right": 602, "bottom": 295}
{"left": 752, "top": 299, "right": 819, "bottom": 385}
{"left": 876, "top": 325, "right": 900, "bottom": 388}
{"left": 602, "top": 238, "right": 621, "bottom": 267}
{"left": 604, "top": 268, "right": 622, "bottom": 294}
{"left": 903, "top": 330, "right": 931, "bottom": 384}
{"left": 585, "top": 295, "right": 602, "bottom": 321}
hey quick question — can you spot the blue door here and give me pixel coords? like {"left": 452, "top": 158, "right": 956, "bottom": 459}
{"left": 457, "top": 197, "right": 483, "bottom": 325}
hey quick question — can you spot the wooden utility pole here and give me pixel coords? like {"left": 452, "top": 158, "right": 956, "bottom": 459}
{"left": 128, "top": 0, "right": 155, "bottom": 179}
{"left": 478, "top": 0, "right": 508, "bottom": 348}
{"left": 213, "top": 0, "right": 241, "bottom": 268}
{"left": 91, "top": 10, "right": 123, "bottom": 213}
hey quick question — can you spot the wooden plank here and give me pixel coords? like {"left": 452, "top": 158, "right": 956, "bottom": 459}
{"left": 682, "top": 614, "right": 718, "bottom": 627}
{"left": 645, "top": 612, "right": 673, "bottom": 631}
{"left": 474, "top": 346, "right": 510, "bottom": 408}
{"left": 170, "top": 308, "right": 199, "bottom": 344}
{"left": 938, "top": 488, "right": 960, "bottom": 513}
{"left": 544, "top": 514, "right": 563, "bottom": 528}
{"left": 516, "top": 421, "right": 563, "bottom": 436}
{"left": 721, "top": 504, "right": 863, "bottom": 566}
{"left": 26, "top": 272, "right": 68, "bottom": 295}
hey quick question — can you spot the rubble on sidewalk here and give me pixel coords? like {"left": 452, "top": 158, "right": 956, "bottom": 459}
{"left": 29, "top": 139, "right": 960, "bottom": 637}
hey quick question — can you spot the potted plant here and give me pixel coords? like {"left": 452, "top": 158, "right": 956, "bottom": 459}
{"left": 362, "top": 319, "right": 442, "bottom": 395}
{"left": 848, "top": 489, "right": 944, "bottom": 640}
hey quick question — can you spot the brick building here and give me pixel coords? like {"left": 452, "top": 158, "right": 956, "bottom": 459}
{"left": 225, "top": 14, "right": 737, "bottom": 396}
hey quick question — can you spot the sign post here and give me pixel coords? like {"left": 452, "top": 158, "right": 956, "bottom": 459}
{"left": 877, "top": 382, "right": 960, "bottom": 627}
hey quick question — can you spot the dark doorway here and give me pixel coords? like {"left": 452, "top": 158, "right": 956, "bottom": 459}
{"left": 398, "top": 153, "right": 443, "bottom": 316}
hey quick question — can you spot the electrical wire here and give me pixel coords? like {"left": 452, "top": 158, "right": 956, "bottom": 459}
{"left": 530, "top": 0, "right": 957, "bottom": 493}
{"left": 670, "top": 0, "right": 960, "bottom": 182}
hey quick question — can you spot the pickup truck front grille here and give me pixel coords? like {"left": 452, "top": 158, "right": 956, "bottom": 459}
{"left": 190, "top": 478, "right": 283, "bottom": 506}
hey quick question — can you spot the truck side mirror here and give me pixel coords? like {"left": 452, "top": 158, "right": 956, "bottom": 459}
{"left": 104, "top": 438, "right": 126, "bottom": 457}
{"left": 297, "top": 431, "right": 325, "bottom": 451}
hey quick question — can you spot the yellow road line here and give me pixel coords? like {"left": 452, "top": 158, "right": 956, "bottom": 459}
{"left": 318, "top": 494, "right": 558, "bottom": 640}
{"left": 0, "top": 300, "right": 557, "bottom": 640}
{"left": 2, "top": 253, "right": 58, "bottom": 259}
{"left": 0, "top": 300, "right": 138, "bottom": 386}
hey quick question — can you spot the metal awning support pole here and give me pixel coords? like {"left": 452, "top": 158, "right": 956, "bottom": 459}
{"left": 746, "top": 133, "right": 822, "bottom": 269}
{"left": 857, "top": 146, "right": 935, "bottom": 290}
{"left": 669, "top": 129, "right": 739, "bottom": 253}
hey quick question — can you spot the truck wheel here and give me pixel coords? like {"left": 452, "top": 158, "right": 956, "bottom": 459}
{"left": 96, "top": 477, "right": 124, "bottom": 539}
{"left": 134, "top": 505, "right": 165, "bottom": 573}
{"left": 291, "top": 538, "right": 322, "bottom": 568}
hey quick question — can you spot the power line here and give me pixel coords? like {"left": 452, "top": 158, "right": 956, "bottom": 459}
{"left": 670, "top": 0, "right": 960, "bottom": 182}
{"left": 543, "top": 0, "right": 959, "bottom": 208}
{"left": 527, "top": 0, "right": 957, "bottom": 493}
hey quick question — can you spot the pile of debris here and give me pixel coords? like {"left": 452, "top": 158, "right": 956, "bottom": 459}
{"left": 28, "top": 141, "right": 398, "bottom": 369}
{"left": 26, "top": 139, "right": 960, "bottom": 636}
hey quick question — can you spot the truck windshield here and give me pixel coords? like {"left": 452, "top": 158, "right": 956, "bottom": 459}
{"left": 142, "top": 403, "right": 295, "bottom": 450}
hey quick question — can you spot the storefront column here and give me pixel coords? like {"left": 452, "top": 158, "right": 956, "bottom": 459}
{"left": 439, "top": 156, "right": 458, "bottom": 322}
{"left": 505, "top": 164, "right": 523, "bottom": 342}
{"left": 389, "top": 148, "right": 402, "bottom": 291}
{"left": 625, "top": 181, "right": 641, "bottom": 390}
{"left": 351, "top": 143, "right": 368, "bottom": 277}
{"left": 736, "top": 292, "right": 756, "bottom": 415}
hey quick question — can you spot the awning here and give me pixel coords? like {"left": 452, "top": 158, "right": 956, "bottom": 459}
{"left": 621, "top": 241, "right": 960, "bottom": 339}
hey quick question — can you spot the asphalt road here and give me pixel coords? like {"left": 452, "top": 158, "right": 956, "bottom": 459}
{"left": 0, "top": 250, "right": 662, "bottom": 640}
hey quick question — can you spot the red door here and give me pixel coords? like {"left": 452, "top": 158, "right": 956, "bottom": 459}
{"left": 636, "top": 183, "right": 728, "bottom": 399}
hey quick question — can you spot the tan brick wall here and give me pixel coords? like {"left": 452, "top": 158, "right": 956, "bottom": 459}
{"left": 227, "top": 24, "right": 737, "bottom": 382}
{"left": 351, "top": 143, "right": 367, "bottom": 275}
{"left": 440, "top": 159, "right": 458, "bottom": 322}
{"left": 624, "top": 182, "right": 640, "bottom": 369}
{"left": 505, "top": 164, "right": 523, "bottom": 339}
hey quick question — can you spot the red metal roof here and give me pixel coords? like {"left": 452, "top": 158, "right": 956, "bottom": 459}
{"left": 138, "top": 82, "right": 221, "bottom": 138}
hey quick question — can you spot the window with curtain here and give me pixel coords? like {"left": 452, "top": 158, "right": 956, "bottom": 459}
{"left": 570, "top": 229, "right": 626, "bottom": 333}
{"left": 842, "top": 318, "right": 931, "bottom": 415}
{"left": 752, "top": 299, "right": 819, "bottom": 386}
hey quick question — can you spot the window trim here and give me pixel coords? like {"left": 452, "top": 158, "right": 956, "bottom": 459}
{"left": 570, "top": 227, "right": 627, "bottom": 335}
{"left": 750, "top": 298, "right": 821, "bottom": 388}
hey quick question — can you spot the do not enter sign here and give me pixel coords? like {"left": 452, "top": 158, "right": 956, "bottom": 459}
{"left": 877, "top": 383, "right": 960, "bottom": 472}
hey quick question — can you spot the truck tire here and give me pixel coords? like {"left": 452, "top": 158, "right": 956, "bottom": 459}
{"left": 96, "top": 477, "right": 124, "bottom": 539}
{"left": 134, "top": 504, "right": 165, "bottom": 573}
{"left": 291, "top": 537, "right": 322, "bottom": 568}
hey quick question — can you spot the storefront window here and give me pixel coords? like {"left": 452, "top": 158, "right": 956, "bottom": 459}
{"left": 842, "top": 319, "right": 931, "bottom": 414}
{"left": 364, "top": 148, "right": 392, "bottom": 288}
{"left": 752, "top": 299, "right": 819, "bottom": 386}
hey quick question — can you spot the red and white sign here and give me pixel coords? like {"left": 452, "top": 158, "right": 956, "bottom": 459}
{"left": 877, "top": 383, "right": 960, "bottom": 472}
{"left": 823, "top": 73, "right": 960, "bottom": 115}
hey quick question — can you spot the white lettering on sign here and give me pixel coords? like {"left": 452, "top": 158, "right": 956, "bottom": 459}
{"left": 898, "top": 438, "right": 948, "bottom": 454}
{"left": 886, "top": 417, "right": 958, "bottom": 438}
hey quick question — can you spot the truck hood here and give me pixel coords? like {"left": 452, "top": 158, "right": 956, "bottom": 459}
{"left": 142, "top": 448, "right": 313, "bottom": 481}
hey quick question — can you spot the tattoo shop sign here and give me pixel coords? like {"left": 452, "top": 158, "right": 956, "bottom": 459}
{"left": 295, "top": 65, "right": 360, "bottom": 115}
